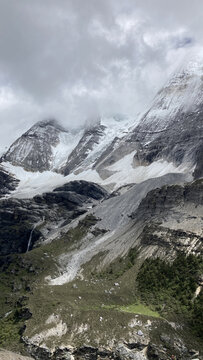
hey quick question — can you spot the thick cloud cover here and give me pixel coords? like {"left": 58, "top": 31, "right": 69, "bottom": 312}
{"left": 0, "top": 0, "right": 202, "bottom": 152}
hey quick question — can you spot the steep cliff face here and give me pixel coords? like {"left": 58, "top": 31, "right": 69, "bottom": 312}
{"left": 133, "top": 178, "right": 203, "bottom": 218}
{"left": 132, "top": 104, "right": 203, "bottom": 177}
{"left": 0, "top": 166, "right": 19, "bottom": 197}
{"left": 1, "top": 120, "right": 69, "bottom": 172}
{"left": 94, "top": 53, "right": 203, "bottom": 179}
{"left": 133, "top": 55, "right": 203, "bottom": 176}
{"left": 132, "top": 179, "right": 203, "bottom": 259}
{"left": 62, "top": 124, "right": 106, "bottom": 175}
{"left": 0, "top": 180, "right": 108, "bottom": 255}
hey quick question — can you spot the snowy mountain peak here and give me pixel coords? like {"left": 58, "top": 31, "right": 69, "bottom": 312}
{"left": 121, "top": 51, "right": 203, "bottom": 176}
{"left": 1, "top": 115, "right": 134, "bottom": 176}
{"left": 139, "top": 53, "right": 203, "bottom": 133}
{"left": 1, "top": 119, "right": 69, "bottom": 172}
{"left": 1, "top": 52, "right": 202, "bottom": 199}
{"left": 61, "top": 116, "right": 134, "bottom": 176}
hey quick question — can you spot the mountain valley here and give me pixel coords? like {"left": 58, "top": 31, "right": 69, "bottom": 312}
{"left": 0, "top": 53, "right": 202, "bottom": 360}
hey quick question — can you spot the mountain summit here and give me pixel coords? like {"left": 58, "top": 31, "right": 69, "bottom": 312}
{"left": 1, "top": 119, "right": 68, "bottom": 172}
{"left": 94, "top": 52, "right": 203, "bottom": 180}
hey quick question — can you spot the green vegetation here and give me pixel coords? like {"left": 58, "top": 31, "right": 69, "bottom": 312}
{"left": 95, "top": 247, "right": 138, "bottom": 280}
{"left": 137, "top": 253, "right": 203, "bottom": 338}
{"left": 0, "top": 215, "right": 97, "bottom": 349}
{"left": 0, "top": 317, "right": 21, "bottom": 348}
{"left": 0, "top": 215, "right": 202, "bottom": 352}
{"left": 103, "top": 302, "right": 160, "bottom": 318}
{"left": 191, "top": 288, "right": 203, "bottom": 338}
{"left": 118, "top": 302, "right": 160, "bottom": 317}
{"left": 0, "top": 253, "right": 40, "bottom": 350}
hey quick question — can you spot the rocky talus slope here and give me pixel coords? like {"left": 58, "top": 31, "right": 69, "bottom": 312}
{"left": 0, "top": 176, "right": 202, "bottom": 359}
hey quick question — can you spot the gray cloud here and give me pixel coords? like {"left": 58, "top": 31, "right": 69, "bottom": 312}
{"left": 0, "top": 0, "right": 202, "bottom": 153}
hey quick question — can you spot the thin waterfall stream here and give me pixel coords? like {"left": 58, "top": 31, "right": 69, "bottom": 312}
{"left": 26, "top": 217, "right": 45, "bottom": 252}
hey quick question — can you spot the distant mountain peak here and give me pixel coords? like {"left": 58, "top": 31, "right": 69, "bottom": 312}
{"left": 1, "top": 118, "right": 69, "bottom": 172}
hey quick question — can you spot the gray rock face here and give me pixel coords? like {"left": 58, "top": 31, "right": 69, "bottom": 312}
{"left": 0, "top": 166, "right": 19, "bottom": 197}
{"left": 77, "top": 177, "right": 202, "bottom": 274}
{"left": 131, "top": 179, "right": 203, "bottom": 259}
{"left": 0, "top": 180, "right": 108, "bottom": 255}
{"left": 1, "top": 119, "right": 68, "bottom": 172}
{"left": 132, "top": 178, "right": 203, "bottom": 219}
{"left": 93, "top": 56, "right": 203, "bottom": 179}
{"left": 132, "top": 104, "right": 203, "bottom": 178}
{"left": 54, "top": 180, "right": 108, "bottom": 200}
{"left": 24, "top": 342, "right": 148, "bottom": 360}
{"left": 23, "top": 340, "right": 201, "bottom": 360}
{"left": 93, "top": 136, "right": 135, "bottom": 179}
{"left": 93, "top": 173, "right": 190, "bottom": 232}
{"left": 62, "top": 124, "right": 106, "bottom": 175}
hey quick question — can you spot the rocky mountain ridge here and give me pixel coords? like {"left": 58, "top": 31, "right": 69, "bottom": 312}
{"left": 1, "top": 53, "right": 202, "bottom": 199}
{"left": 0, "top": 52, "right": 202, "bottom": 360}
{"left": 93, "top": 54, "right": 203, "bottom": 180}
{"left": 0, "top": 117, "right": 133, "bottom": 179}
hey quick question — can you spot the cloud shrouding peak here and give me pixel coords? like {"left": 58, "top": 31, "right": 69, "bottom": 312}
{"left": 0, "top": 0, "right": 202, "bottom": 152}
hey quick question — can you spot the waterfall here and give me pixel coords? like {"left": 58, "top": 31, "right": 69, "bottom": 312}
{"left": 26, "top": 216, "right": 45, "bottom": 253}
{"left": 26, "top": 224, "right": 37, "bottom": 252}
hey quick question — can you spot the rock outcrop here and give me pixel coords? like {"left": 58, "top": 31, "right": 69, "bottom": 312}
{"left": 0, "top": 180, "right": 108, "bottom": 255}
{"left": 23, "top": 340, "right": 202, "bottom": 360}
{"left": 131, "top": 179, "right": 203, "bottom": 259}
{"left": 0, "top": 166, "right": 19, "bottom": 197}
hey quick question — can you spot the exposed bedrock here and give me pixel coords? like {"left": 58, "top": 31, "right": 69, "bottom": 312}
{"left": 0, "top": 180, "right": 108, "bottom": 255}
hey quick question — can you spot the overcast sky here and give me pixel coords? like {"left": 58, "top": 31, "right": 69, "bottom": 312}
{"left": 0, "top": 0, "right": 202, "bottom": 153}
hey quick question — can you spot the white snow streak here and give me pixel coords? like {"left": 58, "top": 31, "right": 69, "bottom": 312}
{"left": 49, "top": 230, "right": 115, "bottom": 285}
{"left": 2, "top": 155, "right": 189, "bottom": 200}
